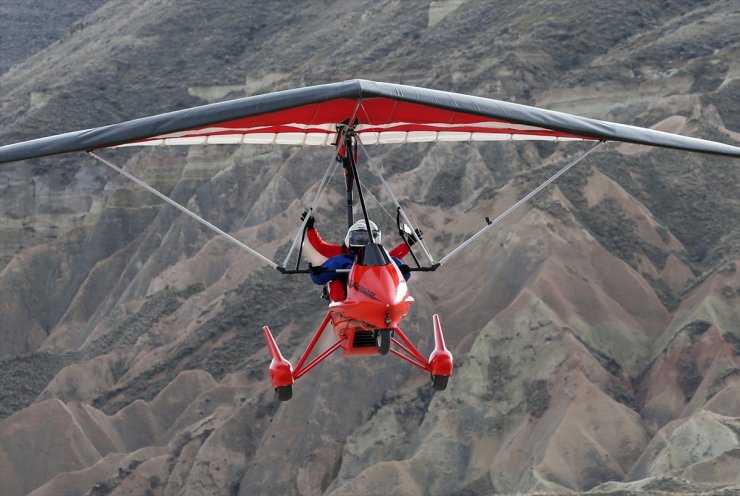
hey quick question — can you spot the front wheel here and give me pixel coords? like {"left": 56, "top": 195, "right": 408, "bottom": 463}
{"left": 275, "top": 385, "right": 293, "bottom": 401}
{"left": 376, "top": 329, "right": 392, "bottom": 355}
{"left": 431, "top": 375, "right": 449, "bottom": 391}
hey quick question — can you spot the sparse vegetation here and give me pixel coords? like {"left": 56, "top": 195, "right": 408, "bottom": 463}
{"left": 2, "top": 1, "right": 740, "bottom": 495}
{"left": 93, "top": 264, "right": 318, "bottom": 414}
{"left": 0, "top": 351, "right": 79, "bottom": 419}
{"left": 681, "top": 320, "right": 711, "bottom": 344}
{"left": 723, "top": 332, "right": 740, "bottom": 356}
{"left": 424, "top": 160, "right": 465, "bottom": 207}
{"left": 677, "top": 354, "right": 702, "bottom": 401}
{"left": 523, "top": 379, "right": 550, "bottom": 418}
{"left": 0, "top": 284, "right": 201, "bottom": 419}
{"left": 484, "top": 355, "right": 513, "bottom": 402}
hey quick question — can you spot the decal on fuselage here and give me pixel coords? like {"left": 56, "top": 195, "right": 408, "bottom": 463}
{"left": 347, "top": 279, "right": 381, "bottom": 301}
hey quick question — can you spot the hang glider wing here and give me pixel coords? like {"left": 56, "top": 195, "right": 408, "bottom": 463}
{"left": 1, "top": 79, "right": 739, "bottom": 164}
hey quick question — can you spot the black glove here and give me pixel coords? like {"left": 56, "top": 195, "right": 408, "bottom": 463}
{"left": 402, "top": 228, "right": 422, "bottom": 246}
{"left": 308, "top": 264, "right": 327, "bottom": 274}
{"left": 300, "top": 211, "right": 315, "bottom": 229}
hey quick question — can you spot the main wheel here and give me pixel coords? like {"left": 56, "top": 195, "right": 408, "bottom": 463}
{"left": 431, "top": 375, "right": 449, "bottom": 391}
{"left": 376, "top": 329, "right": 392, "bottom": 355}
{"left": 275, "top": 385, "right": 293, "bottom": 401}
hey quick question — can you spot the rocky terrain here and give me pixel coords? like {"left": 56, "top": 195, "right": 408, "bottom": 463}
{"left": 0, "top": 1, "right": 739, "bottom": 495}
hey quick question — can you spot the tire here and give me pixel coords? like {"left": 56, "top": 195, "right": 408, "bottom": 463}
{"left": 275, "top": 385, "right": 293, "bottom": 401}
{"left": 431, "top": 375, "right": 449, "bottom": 391}
{"left": 376, "top": 329, "right": 392, "bottom": 355}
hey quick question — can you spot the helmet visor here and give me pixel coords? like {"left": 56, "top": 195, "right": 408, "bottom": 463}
{"left": 348, "top": 228, "right": 380, "bottom": 246}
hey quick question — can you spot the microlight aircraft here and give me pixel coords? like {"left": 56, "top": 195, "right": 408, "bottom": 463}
{"left": 1, "top": 80, "right": 738, "bottom": 400}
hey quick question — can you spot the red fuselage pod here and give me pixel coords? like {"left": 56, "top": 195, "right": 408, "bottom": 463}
{"left": 329, "top": 244, "right": 414, "bottom": 356}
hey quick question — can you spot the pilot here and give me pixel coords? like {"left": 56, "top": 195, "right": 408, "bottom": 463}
{"left": 304, "top": 215, "right": 410, "bottom": 261}
{"left": 309, "top": 220, "right": 410, "bottom": 301}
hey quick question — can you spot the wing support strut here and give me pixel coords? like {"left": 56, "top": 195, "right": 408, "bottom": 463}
{"left": 342, "top": 125, "right": 374, "bottom": 237}
{"left": 281, "top": 153, "right": 341, "bottom": 268}
{"left": 88, "top": 151, "right": 278, "bottom": 268}
{"left": 437, "top": 141, "right": 604, "bottom": 266}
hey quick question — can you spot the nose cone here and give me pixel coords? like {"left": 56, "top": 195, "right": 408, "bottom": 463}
{"left": 347, "top": 262, "right": 401, "bottom": 302}
{"left": 386, "top": 295, "right": 413, "bottom": 327}
{"left": 345, "top": 263, "right": 413, "bottom": 328}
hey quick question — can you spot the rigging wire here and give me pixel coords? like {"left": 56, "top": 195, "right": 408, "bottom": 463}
{"left": 88, "top": 151, "right": 278, "bottom": 268}
{"left": 281, "top": 153, "right": 341, "bottom": 267}
{"left": 356, "top": 104, "right": 437, "bottom": 264}
{"left": 91, "top": 111, "right": 603, "bottom": 274}
{"left": 282, "top": 100, "right": 362, "bottom": 267}
{"left": 438, "top": 140, "right": 604, "bottom": 265}
{"left": 356, "top": 139, "right": 436, "bottom": 264}
{"left": 327, "top": 162, "right": 396, "bottom": 229}
{"left": 360, "top": 182, "right": 396, "bottom": 224}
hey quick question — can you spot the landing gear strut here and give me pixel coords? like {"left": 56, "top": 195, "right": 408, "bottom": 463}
{"left": 262, "top": 314, "right": 454, "bottom": 401}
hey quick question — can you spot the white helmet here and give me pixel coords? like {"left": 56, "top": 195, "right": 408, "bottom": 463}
{"left": 345, "top": 220, "right": 381, "bottom": 248}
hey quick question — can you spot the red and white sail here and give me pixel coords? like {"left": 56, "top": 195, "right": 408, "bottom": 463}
{"left": 1, "top": 79, "right": 738, "bottom": 162}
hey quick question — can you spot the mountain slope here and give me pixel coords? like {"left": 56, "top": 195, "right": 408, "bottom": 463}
{"left": 1, "top": 1, "right": 739, "bottom": 495}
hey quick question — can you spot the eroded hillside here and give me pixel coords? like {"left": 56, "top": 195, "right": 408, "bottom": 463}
{"left": 1, "top": 1, "right": 739, "bottom": 495}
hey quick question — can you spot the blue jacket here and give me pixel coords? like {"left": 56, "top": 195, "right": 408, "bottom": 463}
{"left": 310, "top": 253, "right": 410, "bottom": 285}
